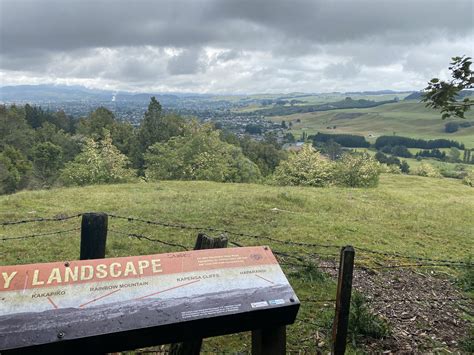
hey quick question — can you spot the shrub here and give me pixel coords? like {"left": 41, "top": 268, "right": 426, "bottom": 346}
{"left": 334, "top": 153, "right": 381, "bottom": 187}
{"left": 414, "top": 163, "right": 441, "bottom": 178}
{"left": 462, "top": 171, "right": 474, "bottom": 187}
{"left": 145, "top": 126, "right": 261, "bottom": 183}
{"left": 349, "top": 293, "right": 390, "bottom": 346}
{"left": 400, "top": 160, "right": 410, "bottom": 174}
{"left": 273, "top": 144, "right": 334, "bottom": 187}
{"left": 60, "top": 132, "right": 135, "bottom": 186}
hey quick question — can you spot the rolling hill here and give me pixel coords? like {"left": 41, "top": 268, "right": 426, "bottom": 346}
{"left": 270, "top": 101, "right": 474, "bottom": 149}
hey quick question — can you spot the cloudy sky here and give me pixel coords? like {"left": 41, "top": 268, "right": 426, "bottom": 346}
{"left": 0, "top": 0, "right": 472, "bottom": 94}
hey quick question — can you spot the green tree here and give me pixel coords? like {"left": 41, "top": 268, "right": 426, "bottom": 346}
{"left": 60, "top": 131, "right": 135, "bottom": 186}
{"left": 145, "top": 124, "right": 261, "bottom": 183}
{"left": 0, "top": 146, "right": 32, "bottom": 194}
{"left": 448, "top": 147, "right": 461, "bottom": 163}
{"left": 0, "top": 105, "right": 34, "bottom": 155}
{"left": 400, "top": 160, "right": 410, "bottom": 174}
{"left": 32, "top": 142, "right": 63, "bottom": 187}
{"left": 423, "top": 56, "right": 473, "bottom": 119}
{"left": 35, "top": 122, "right": 81, "bottom": 162}
{"left": 135, "top": 98, "right": 186, "bottom": 170}
{"left": 77, "top": 107, "right": 116, "bottom": 138}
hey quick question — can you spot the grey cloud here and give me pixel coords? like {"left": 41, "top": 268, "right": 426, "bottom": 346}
{"left": 0, "top": 0, "right": 473, "bottom": 93}
{"left": 324, "top": 62, "right": 361, "bottom": 79}
{"left": 167, "top": 49, "right": 204, "bottom": 75}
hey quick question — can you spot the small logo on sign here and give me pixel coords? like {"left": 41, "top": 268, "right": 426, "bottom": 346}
{"left": 251, "top": 301, "right": 268, "bottom": 308}
{"left": 269, "top": 299, "right": 285, "bottom": 305}
{"left": 249, "top": 254, "right": 263, "bottom": 261}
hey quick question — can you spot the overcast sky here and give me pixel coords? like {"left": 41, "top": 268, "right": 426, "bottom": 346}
{"left": 0, "top": 0, "right": 472, "bottom": 94}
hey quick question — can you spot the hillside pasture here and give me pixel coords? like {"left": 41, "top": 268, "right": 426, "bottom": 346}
{"left": 0, "top": 176, "right": 472, "bottom": 353}
{"left": 271, "top": 101, "right": 474, "bottom": 149}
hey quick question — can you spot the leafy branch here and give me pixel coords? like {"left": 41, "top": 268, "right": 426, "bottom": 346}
{"left": 422, "top": 56, "right": 473, "bottom": 119}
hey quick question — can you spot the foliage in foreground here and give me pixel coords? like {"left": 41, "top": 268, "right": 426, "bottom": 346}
{"left": 60, "top": 132, "right": 135, "bottom": 186}
{"left": 145, "top": 124, "right": 261, "bottom": 183}
{"left": 273, "top": 144, "right": 381, "bottom": 187}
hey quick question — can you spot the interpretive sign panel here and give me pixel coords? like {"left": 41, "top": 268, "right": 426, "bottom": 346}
{"left": 0, "top": 246, "right": 299, "bottom": 353}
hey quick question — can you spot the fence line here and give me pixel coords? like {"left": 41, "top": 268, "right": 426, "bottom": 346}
{"left": 109, "top": 228, "right": 189, "bottom": 251}
{"left": 0, "top": 227, "right": 81, "bottom": 241}
{"left": 1, "top": 212, "right": 470, "bottom": 266}
{"left": 0, "top": 213, "right": 82, "bottom": 226}
{"left": 1, "top": 212, "right": 472, "bottom": 353}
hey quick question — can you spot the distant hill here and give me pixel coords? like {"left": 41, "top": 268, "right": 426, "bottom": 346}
{"left": 0, "top": 84, "right": 204, "bottom": 104}
{"left": 0, "top": 84, "right": 112, "bottom": 102}
{"left": 404, "top": 90, "right": 474, "bottom": 101}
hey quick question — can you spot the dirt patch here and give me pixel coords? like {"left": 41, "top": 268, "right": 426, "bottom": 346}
{"left": 320, "top": 260, "right": 472, "bottom": 353}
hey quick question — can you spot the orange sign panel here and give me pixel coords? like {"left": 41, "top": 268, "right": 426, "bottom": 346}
{"left": 0, "top": 246, "right": 299, "bottom": 351}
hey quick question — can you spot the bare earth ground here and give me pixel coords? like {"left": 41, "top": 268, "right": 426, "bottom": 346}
{"left": 322, "top": 260, "right": 473, "bottom": 353}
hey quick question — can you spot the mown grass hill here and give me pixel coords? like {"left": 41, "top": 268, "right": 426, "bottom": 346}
{"left": 1, "top": 174, "right": 472, "bottom": 352}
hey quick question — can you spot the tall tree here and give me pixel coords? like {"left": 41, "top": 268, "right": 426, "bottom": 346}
{"left": 138, "top": 97, "right": 163, "bottom": 149}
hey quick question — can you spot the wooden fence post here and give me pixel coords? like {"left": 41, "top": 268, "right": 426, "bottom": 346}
{"left": 331, "top": 245, "right": 355, "bottom": 355}
{"left": 169, "top": 233, "right": 228, "bottom": 355}
{"left": 252, "top": 326, "right": 286, "bottom": 355}
{"left": 80, "top": 212, "right": 108, "bottom": 260}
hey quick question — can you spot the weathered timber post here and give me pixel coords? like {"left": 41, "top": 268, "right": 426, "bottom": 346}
{"left": 169, "top": 233, "right": 228, "bottom": 355}
{"left": 331, "top": 245, "right": 355, "bottom": 355}
{"left": 252, "top": 326, "right": 286, "bottom": 355}
{"left": 80, "top": 212, "right": 108, "bottom": 260}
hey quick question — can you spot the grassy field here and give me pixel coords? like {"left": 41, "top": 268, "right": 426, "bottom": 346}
{"left": 1, "top": 176, "right": 472, "bottom": 352}
{"left": 270, "top": 101, "right": 474, "bottom": 149}
{"left": 1, "top": 174, "right": 472, "bottom": 265}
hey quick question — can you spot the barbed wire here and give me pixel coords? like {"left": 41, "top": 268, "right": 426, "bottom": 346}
{"left": 0, "top": 227, "right": 80, "bottom": 241}
{"left": 354, "top": 246, "right": 470, "bottom": 265}
{"left": 109, "top": 229, "right": 189, "bottom": 251}
{"left": 0, "top": 213, "right": 82, "bottom": 226}
{"left": 1, "top": 212, "right": 470, "bottom": 267}
{"left": 108, "top": 214, "right": 470, "bottom": 266}
{"left": 108, "top": 213, "right": 343, "bottom": 250}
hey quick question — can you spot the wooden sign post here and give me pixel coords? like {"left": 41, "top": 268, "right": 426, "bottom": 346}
{"left": 0, "top": 246, "right": 299, "bottom": 354}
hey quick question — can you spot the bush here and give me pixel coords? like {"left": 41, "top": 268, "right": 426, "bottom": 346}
{"left": 334, "top": 153, "right": 381, "bottom": 187}
{"left": 273, "top": 144, "right": 334, "bottom": 187}
{"left": 145, "top": 126, "right": 261, "bottom": 183}
{"left": 462, "top": 171, "right": 474, "bottom": 187}
{"left": 60, "top": 132, "right": 135, "bottom": 186}
{"left": 414, "top": 163, "right": 441, "bottom": 178}
{"left": 400, "top": 160, "right": 410, "bottom": 174}
{"left": 349, "top": 293, "right": 390, "bottom": 346}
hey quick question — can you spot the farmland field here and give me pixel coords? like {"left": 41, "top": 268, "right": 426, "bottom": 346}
{"left": 269, "top": 101, "right": 474, "bottom": 149}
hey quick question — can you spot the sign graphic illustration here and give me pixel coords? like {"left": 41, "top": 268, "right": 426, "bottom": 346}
{"left": 0, "top": 246, "right": 299, "bottom": 352}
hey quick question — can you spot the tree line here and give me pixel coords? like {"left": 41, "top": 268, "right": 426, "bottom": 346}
{"left": 0, "top": 98, "right": 288, "bottom": 194}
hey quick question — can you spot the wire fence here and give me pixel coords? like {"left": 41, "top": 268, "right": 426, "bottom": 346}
{"left": 1, "top": 212, "right": 472, "bottom": 352}
{"left": 2, "top": 212, "right": 471, "bottom": 272}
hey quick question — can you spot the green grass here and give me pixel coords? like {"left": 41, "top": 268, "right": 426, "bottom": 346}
{"left": 1, "top": 175, "right": 472, "bottom": 265}
{"left": 271, "top": 101, "right": 474, "bottom": 149}
{"left": 1, "top": 176, "right": 472, "bottom": 352}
